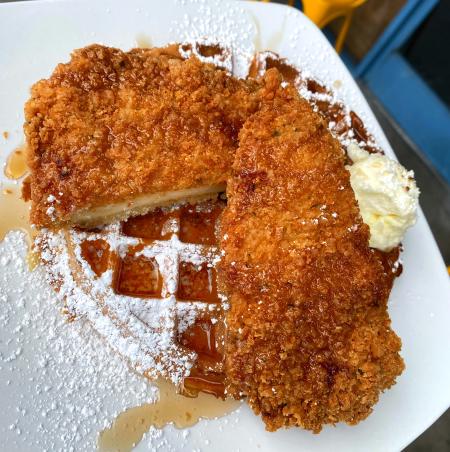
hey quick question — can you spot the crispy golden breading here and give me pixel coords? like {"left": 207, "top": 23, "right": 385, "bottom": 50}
{"left": 220, "top": 76, "right": 404, "bottom": 432}
{"left": 24, "top": 44, "right": 260, "bottom": 227}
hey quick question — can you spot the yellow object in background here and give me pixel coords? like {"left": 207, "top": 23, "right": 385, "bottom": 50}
{"left": 302, "top": 0, "right": 367, "bottom": 53}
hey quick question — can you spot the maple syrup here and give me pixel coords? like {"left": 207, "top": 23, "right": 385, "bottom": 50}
{"left": 98, "top": 379, "right": 240, "bottom": 452}
{"left": 122, "top": 208, "right": 176, "bottom": 240}
{"left": 115, "top": 251, "right": 162, "bottom": 298}
{"left": 250, "top": 52, "right": 377, "bottom": 151}
{"left": 80, "top": 239, "right": 111, "bottom": 277}
{"left": 0, "top": 185, "right": 38, "bottom": 269}
{"left": 4, "top": 145, "right": 28, "bottom": 180}
{"left": 179, "top": 202, "right": 223, "bottom": 245}
{"left": 177, "top": 262, "right": 219, "bottom": 303}
{"left": 0, "top": 185, "right": 32, "bottom": 240}
{"left": 136, "top": 33, "right": 152, "bottom": 49}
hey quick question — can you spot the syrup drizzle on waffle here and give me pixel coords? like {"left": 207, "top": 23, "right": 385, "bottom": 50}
{"left": 250, "top": 51, "right": 379, "bottom": 154}
{"left": 38, "top": 198, "right": 227, "bottom": 395}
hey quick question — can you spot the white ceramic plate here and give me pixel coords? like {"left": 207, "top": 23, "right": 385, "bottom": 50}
{"left": 1, "top": 0, "right": 450, "bottom": 451}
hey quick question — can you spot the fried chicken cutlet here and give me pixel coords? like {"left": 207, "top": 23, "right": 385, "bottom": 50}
{"left": 220, "top": 72, "right": 404, "bottom": 432}
{"left": 24, "top": 44, "right": 260, "bottom": 228}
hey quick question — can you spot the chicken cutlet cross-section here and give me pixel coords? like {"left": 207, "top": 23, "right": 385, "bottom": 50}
{"left": 220, "top": 86, "right": 404, "bottom": 432}
{"left": 24, "top": 44, "right": 261, "bottom": 228}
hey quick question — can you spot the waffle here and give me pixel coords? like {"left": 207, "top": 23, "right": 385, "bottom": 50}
{"left": 38, "top": 196, "right": 228, "bottom": 397}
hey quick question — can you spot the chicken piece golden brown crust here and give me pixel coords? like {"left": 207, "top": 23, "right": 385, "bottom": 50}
{"left": 220, "top": 75, "right": 404, "bottom": 433}
{"left": 24, "top": 44, "right": 260, "bottom": 228}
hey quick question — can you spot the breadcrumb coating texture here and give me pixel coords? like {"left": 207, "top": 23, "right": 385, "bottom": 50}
{"left": 220, "top": 81, "right": 404, "bottom": 432}
{"left": 24, "top": 44, "right": 261, "bottom": 227}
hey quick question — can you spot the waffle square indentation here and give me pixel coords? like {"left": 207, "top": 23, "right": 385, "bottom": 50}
{"left": 122, "top": 208, "right": 177, "bottom": 240}
{"left": 177, "top": 262, "right": 219, "bottom": 303}
{"left": 80, "top": 239, "right": 111, "bottom": 277}
{"left": 115, "top": 253, "right": 162, "bottom": 297}
{"left": 178, "top": 318, "right": 219, "bottom": 357}
{"left": 179, "top": 202, "right": 223, "bottom": 245}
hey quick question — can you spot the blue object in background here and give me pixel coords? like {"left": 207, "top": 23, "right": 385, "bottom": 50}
{"left": 321, "top": 0, "right": 450, "bottom": 184}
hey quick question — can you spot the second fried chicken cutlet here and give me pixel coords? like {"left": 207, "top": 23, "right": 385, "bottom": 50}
{"left": 220, "top": 79, "right": 404, "bottom": 432}
{"left": 24, "top": 44, "right": 260, "bottom": 228}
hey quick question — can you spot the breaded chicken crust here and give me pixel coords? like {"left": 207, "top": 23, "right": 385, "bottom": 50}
{"left": 220, "top": 75, "right": 404, "bottom": 432}
{"left": 24, "top": 44, "right": 260, "bottom": 227}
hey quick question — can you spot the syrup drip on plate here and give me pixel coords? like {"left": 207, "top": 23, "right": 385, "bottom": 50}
{"left": 0, "top": 185, "right": 38, "bottom": 270}
{"left": 4, "top": 145, "right": 28, "bottom": 179}
{"left": 136, "top": 33, "right": 152, "bottom": 49}
{"left": 98, "top": 380, "right": 240, "bottom": 452}
{"left": 0, "top": 185, "right": 31, "bottom": 240}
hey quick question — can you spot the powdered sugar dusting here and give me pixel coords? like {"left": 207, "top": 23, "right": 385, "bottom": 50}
{"left": 255, "top": 4, "right": 394, "bottom": 155}
{"left": 171, "top": 0, "right": 256, "bottom": 78}
{"left": 252, "top": 50, "right": 378, "bottom": 152}
{"left": 0, "top": 232, "right": 157, "bottom": 451}
{"left": 37, "top": 211, "right": 223, "bottom": 386}
{"left": 179, "top": 38, "right": 234, "bottom": 73}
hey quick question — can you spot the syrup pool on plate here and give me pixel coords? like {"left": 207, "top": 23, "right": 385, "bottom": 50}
{"left": 1, "top": 145, "right": 38, "bottom": 268}
{"left": 135, "top": 33, "right": 152, "bottom": 48}
{"left": 4, "top": 144, "right": 28, "bottom": 179}
{"left": 98, "top": 380, "right": 240, "bottom": 452}
{"left": 0, "top": 185, "right": 39, "bottom": 269}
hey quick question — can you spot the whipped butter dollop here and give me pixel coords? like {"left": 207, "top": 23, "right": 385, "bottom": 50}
{"left": 346, "top": 143, "right": 419, "bottom": 252}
